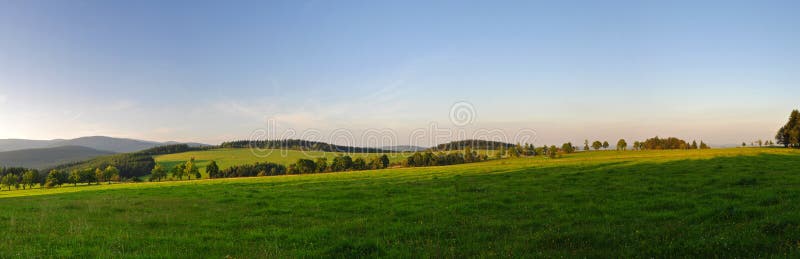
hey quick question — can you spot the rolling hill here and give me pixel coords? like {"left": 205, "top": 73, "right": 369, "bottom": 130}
{"left": 0, "top": 145, "right": 115, "bottom": 169}
{"left": 380, "top": 145, "right": 427, "bottom": 152}
{"left": 0, "top": 136, "right": 210, "bottom": 153}
{"left": 1, "top": 148, "right": 799, "bottom": 257}
{"left": 154, "top": 148, "right": 412, "bottom": 177}
{"left": 0, "top": 139, "right": 59, "bottom": 152}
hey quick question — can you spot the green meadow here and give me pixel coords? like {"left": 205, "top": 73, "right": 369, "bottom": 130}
{"left": 153, "top": 148, "right": 413, "bottom": 177}
{"left": 1, "top": 148, "right": 800, "bottom": 257}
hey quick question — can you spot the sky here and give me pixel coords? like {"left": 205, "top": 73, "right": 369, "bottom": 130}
{"left": 0, "top": 0, "right": 798, "bottom": 146}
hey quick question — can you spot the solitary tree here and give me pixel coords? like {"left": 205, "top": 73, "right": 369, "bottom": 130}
{"left": 95, "top": 168, "right": 104, "bottom": 184}
{"left": 561, "top": 142, "right": 575, "bottom": 154}
{"left": 22, "top": 170, "right": 37, "bottom": 189}
{"left": 617, "top": 139, "right": 627, "bottom": 151}
{"left": 205, "top": 161, "right": 220, "bottom": 178}
{"left": 150, "top": 164, "right": 166, "bottom": 182}
{"left": 379, "top": 155, "right": 390, "bottom": 169}
{"left": 104, "top": 166, "right": 119, "bottom": 184}
{"left": 69, "top": 170, "right": 80, "bottom": 186}
{"left": 584, "top": 140, "right": 590, "bottom": 151}
{"left": 184, "top": 158, "right": 199, "bottom": 180}
{"left": 592, "top": 141, "right": 602, "bottom": 151}
{"left": 602, "top": 141, "right": 609, "bottom": 150}
{"left": 547, "top": 145, "right": 559, "bottom": 158}
{"left": 1, "top": 174, "right": 17, "bottom": 190}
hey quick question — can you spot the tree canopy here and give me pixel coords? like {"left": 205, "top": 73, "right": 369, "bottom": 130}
{"left": 776, "top": 109, "right": 800, "bottom": 148}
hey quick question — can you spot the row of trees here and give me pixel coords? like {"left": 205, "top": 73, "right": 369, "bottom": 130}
{"left": 0, "top": 170, "right": 38, "bottom": 190}
{"left": 585, "top": 140, "right": 611, "bottom": 151}
{"left": 152, "top": 154, "right": 394, "bottom": 181}
{"left": 492, "top": 143, "right": 569, "bottom": 159}
{"left": 404, "top": 148, "right": 488, "bottom": 167}
{"left": 579, "top": 138, "right": 710, "bottom": 151}
{"left": 742, "top": 140, "right": 775, "bottom": 147}
{"left": 2, "top": 166, "right": 118, "bottom": 190}
{"left": 0, "top": 167, "right": 41, "bottom": 190}
{"left": 216, "top": 161, "right": 287, "bottom": 178}
{"left": 148, "top": 158, "right": 201, "bottom": 181}
{"left": 40, "top": 166, "right": 120, "bottom": 189}
{"left": 776, "top": 109, "right": 800, "bottom": 148}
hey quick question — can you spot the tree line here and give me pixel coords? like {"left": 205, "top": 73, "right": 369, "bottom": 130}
{"left": 404, "top": 147, "right": 489, "bottom": 167}
{"left": 220, "top": 139, "right": 393, "bottom": 153}
{"left": 579, "top": 137, "right": 710, "bottom": 151}
{"left": 432, "top": 140, "right": 515, "bottom": 151}
{"left": 0, "top": 167, "right": 40, "bottom": 190}
{"left": 0, "top": 165, "right": 120, "bottom": 190}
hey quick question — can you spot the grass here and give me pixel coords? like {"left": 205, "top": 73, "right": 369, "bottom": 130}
{"left": 1, "top": 148, "right": 800, "bottom": 257}
{"left": 153, "top": 148, "right": 413, "bottom": 177}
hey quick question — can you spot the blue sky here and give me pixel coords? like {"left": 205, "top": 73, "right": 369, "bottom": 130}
{"left": 0, "top": 0, "right": 798, "bottom": 146}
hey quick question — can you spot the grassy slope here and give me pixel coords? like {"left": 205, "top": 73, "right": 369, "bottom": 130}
{"left": 153, "top": 148, "right": 414, "bottom": 176}
{"left": 1, "top": 148, "right": 799, "bottom": 257}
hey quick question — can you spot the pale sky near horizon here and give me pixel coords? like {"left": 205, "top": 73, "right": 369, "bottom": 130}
{"left": 0, "top": 0, "right": 798, "bottom": 146}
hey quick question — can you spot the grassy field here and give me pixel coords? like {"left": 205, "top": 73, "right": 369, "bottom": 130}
{"left": 154, "top": 148, "right": 413, "bottom": 177}
{"left": 1, "top": 148, "right": 800, "bottom": 257}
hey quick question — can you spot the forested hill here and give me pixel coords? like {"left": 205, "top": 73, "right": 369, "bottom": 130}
{"left": 432, "top": 140, "right": 515, "bottom": 151}
{"left": 220, "top": 139, "right": 394, "bottom": 153}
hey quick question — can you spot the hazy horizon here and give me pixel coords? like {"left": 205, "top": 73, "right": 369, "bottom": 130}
{"left": 1, "top": 0, "right": 797, "bottom": 146}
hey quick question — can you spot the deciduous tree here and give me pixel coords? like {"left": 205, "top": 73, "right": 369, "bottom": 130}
{"left": 617, "top": 139, "right": 627, "bottom": 151}
{"left": 205, "top": 161, "right": 220, "bottom": 178}
{"left": 592, "top": 141, "right": 602, "bottom": 151}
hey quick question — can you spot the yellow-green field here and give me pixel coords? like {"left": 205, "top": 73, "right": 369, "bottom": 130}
{"left": 1, "top": 148, "right": 799, "bottom": 257}
{"left": 154, "top": 148, "right": 413, "bottom": 177}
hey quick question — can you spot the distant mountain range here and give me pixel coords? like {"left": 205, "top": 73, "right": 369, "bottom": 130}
{"left": 0, "top": 136, "right": 209, "bottom": 153}
{"left": 0, "top": 145, "right": 115, "bottom": 169}
{"left": 0, "top": 136, "right": 210, "bottom": 169}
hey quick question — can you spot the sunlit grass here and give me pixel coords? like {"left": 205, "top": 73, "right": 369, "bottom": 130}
{"left": 0, "top": 147, "right": 799, "bottom": 257}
